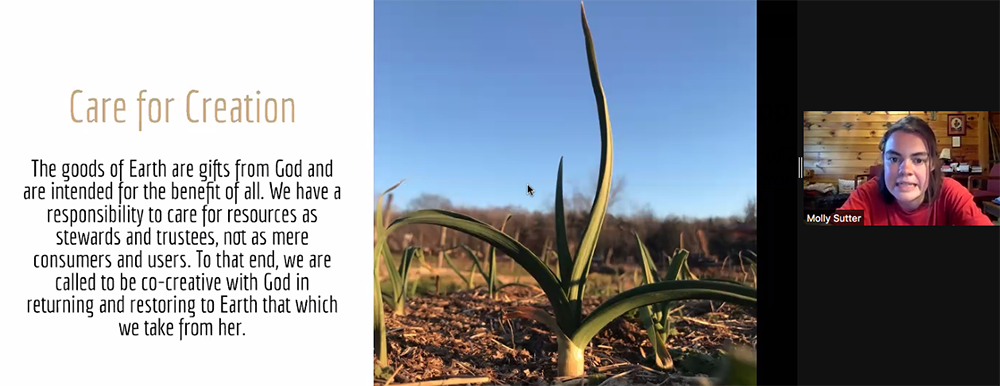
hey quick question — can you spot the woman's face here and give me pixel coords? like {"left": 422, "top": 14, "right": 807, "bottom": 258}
{"left": 883, "top": 131, "right": 930, "bottom": 210}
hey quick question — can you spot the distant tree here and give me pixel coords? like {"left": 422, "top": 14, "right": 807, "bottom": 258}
{"left": 407, "top": 193, "right": 453, "bottom": 211}
{"left": 744, "top": 195, "right": 757, "bottom": 225}
{"left": 569, "top": 172, "right": 627, "bottom": 213}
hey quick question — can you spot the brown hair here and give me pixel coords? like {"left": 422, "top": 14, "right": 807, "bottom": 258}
{"left": 876, "top": 115, "right": 943, "bottom": 204}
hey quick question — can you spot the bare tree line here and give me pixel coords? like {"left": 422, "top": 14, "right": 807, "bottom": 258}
{"left": 378, "top": 190, "right": 757, "bottom": 270}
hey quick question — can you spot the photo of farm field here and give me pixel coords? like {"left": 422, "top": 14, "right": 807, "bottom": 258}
{"left": 375, "top": 2, "right": 756, "bottom": 385}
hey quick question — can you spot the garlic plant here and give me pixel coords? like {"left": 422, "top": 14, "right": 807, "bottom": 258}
{"left": 635, "top": 232, "right": 700, "bottom": 370}
{"left": 381, "top": 246, "right": 422, "bottom": 316}
{"left": 441, "top": 248, "right": 478, "bottom": 290}
{"left": 374, "top": 2, "right": 756, "bottom": 377}
{"left": 457, "top": 239, "right": 537, "bottom": 297}
{"left": 741, "top": 250, "right": 757, "bottom": 288}
{"left": 373, "top": 180, "right": 403, "bottom": 376}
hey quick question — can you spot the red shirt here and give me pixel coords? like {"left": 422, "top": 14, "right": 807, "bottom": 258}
{"left": 836, "top": 176, "right": 995, "bottom": 225}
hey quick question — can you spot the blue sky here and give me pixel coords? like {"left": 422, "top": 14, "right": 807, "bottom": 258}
{"left": 375, "top": 1, "right": 756, "bottom": 219}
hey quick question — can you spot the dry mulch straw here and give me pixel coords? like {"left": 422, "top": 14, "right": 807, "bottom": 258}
{"left": 375, "top": 283, "right": 756, "bottom": 386}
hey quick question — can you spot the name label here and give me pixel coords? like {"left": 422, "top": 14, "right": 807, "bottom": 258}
{"left": 804, "top": 210, "right": 864, "bottom": 226}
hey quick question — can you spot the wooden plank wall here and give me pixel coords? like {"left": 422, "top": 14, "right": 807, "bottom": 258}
{"left": 991, "top": 112, "right": 1000, "bottom": 166}
{"left": 804, "top": 111, "right": 986, "bottom": 183}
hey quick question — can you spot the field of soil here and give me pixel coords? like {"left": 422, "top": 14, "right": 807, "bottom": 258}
{"left": 375, "top": 265, "right": 756, "bottom": 386}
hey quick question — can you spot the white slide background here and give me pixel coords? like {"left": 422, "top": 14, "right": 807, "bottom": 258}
{"left": 0, "top": 1, "right": 372, "bottom": 385}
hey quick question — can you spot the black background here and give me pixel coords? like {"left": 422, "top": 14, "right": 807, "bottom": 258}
{"left": 759, "top": 1, "right": 999, "bottom": 385}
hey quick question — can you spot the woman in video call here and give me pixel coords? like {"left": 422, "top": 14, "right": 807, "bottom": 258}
{"left": 836, "top": 115, "right": 994, "bottom": 225}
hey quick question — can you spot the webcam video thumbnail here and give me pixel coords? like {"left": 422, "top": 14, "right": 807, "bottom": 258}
{"left": 802, "top": 111, "right": 1000, "bottom": 226}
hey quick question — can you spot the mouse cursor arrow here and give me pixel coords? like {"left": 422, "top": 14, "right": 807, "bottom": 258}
{"left": 526, "top": 184, "right": 535, "bottom": 197}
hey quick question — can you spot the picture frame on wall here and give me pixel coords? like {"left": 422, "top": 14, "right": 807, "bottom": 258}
{"left": 948, "top": 114, "right": 967, "bottom": 135}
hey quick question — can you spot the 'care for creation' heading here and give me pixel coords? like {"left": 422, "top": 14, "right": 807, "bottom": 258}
{"left": 71, "top": 90, "right": 295, "bottom": 131}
